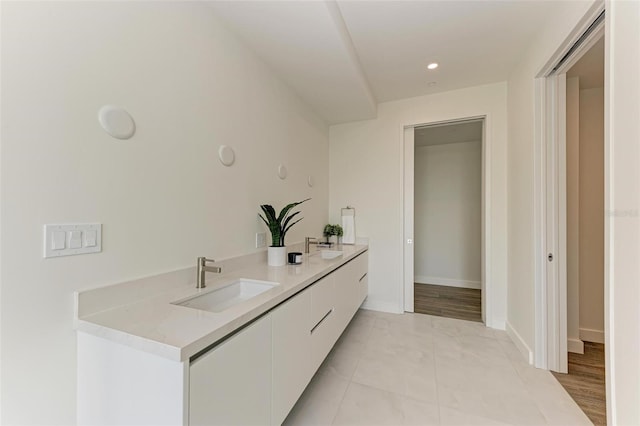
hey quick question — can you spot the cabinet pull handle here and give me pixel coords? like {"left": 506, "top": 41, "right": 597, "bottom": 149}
{"left": 359, "top": 273, "right": 367, "bottom": 282}
{"left": 310, "top": 309, "right": 333, "bottom": 334}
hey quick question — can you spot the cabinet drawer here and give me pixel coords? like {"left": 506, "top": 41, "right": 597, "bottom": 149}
{"left": 310, "top": 307, "right": 338, "bottom": 372}
{"left": 357, "top": 273, "right": 368, "bottom": 306}
{"left": 353, "top": 252, "right": 368, "bottom": 279}
{"left": 311, "top": 274, "right": 335, "bottom": 327}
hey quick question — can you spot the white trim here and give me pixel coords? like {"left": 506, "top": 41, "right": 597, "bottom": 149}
{"left": 533, "top": 76, "right": 547, "bottom": 369}
{"left": 403, "top": 127, "right": 415, "bottom": 313}
{"left": 414, "top": 276, "right": 481, "bottom": 290}
{"left": 506, "top": 321, "right": 534, "bottom": 365}
{"left": 568, "top": 338, "right": 585, "bottom": 354}
{"left": 580, "top": 328, "right": 605, "bottom": 344}
{"left": 361, "top": 299, "right": 403, "bottom": 314}
{"left": 492, "top": 319, "right": 506, "bottom": 331}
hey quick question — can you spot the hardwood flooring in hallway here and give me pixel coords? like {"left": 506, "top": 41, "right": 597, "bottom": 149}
{"left": 414, "top": 283, "right": 481, "bottom": 322}
{"left": 552, "top": 342, "right": 606, "bottom": 425}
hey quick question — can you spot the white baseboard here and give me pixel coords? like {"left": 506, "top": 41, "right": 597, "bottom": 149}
{"left": 414, "top": 276, "right": 481, "bottom": 289}
{"left": 488, "top": 318, "right": 506, "bottom": 331}
{"left": 568, "top": 338, "right": 585, "bottom": 354}
{"left": 580, "top": 328, "right": 605, "bottom": 344}
{"left": 360, "top": 299, "right": 403, "bottom": 314}
{"left": 506, "top": 321, "right": 534, "bottom": 365}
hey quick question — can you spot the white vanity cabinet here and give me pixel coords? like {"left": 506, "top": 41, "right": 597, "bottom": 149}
{"left": 271, "top": 287, "right": 313, "bottom": 425}
{"left": 189, "top": 314, "right": 272, "bottom": 426}
{"left": 76, "top": 248, "right": 368, "bottom": 426}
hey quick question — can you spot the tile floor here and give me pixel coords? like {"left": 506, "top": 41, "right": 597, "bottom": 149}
{"left": 284, "top": 309, "right": 593, "bottom": 426}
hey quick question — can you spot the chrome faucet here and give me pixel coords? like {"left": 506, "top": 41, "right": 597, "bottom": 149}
{"left": 196, "top": 257, "right": 222, "bottom": 289}
{"left": 305, "top": 237, "right": 319, "bottom": 254}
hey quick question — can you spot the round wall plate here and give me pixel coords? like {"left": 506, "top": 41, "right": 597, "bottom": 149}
{"left": 98, "top": 105, "right": 136, "bottom": 140}
{"left": 218, "top": 145, "right": 235, "bottom": 166}
{"left": 278, "top": 164, "right": 287, "bottom": 180}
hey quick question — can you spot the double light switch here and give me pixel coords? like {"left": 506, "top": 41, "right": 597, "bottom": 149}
{"left": 44, "top": 224, "right": 102, "bottom": 258}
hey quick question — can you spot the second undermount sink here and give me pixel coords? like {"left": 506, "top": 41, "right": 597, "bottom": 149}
{"left": 319, "top": 250, "right": 343, "bottom": 260}
{"left": 174, "top": 279, "right": 279, "bottom": 313}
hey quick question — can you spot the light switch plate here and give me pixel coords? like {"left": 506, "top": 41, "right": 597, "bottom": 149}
{"left": 256, "top": 232, "right": 266, "bottom": 248}
{"left": 44, "top": 224, "right": 102, "bottom": 258}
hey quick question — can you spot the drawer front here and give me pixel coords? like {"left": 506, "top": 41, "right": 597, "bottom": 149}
{"left": 357, "top": 273, "right": 368, "bottom": 307}
{"left": 310, "top": 307, "right": 338, "bottom": 372}
{"left": 311, "top": 274, "right": 335, "bottom": 327}
{"left": 352, "top": 251, "right": 368, "bottom": 280}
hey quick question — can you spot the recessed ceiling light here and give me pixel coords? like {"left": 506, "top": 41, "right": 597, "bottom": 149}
{"left": 427, "top": 63, "right": 439, "bottom": 70}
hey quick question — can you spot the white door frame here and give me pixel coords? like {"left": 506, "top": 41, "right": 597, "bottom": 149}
{"left": 402, "top": 116, "right": 493, "bottom": 327}
{"left": 533, "top": 2, "right": 605, "bottom": 372}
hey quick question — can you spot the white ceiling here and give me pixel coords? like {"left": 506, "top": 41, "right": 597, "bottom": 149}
{"left": 208, "top": 1, "right": 560, "bottom": 124}
{"left": 415, "top": 120, "right": 483, "bottom": 147}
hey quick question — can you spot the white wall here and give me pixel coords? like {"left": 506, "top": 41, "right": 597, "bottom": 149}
{"left": 506, "top": 0, "right": 595, "bottom": 357}
{"left": 329, "top": 82, "right": 507, "bottom": 327}
{"left": 0, "top": 2, "right": 329, "bottom": 424}
{"left": 414, "top": 140, "right": 481, "bottom": 287}
{"left": 605, "top": 1, "right": 640, "bottom": 422}
{"left": 578, "top": 87, "right": 604, "bottom": 341}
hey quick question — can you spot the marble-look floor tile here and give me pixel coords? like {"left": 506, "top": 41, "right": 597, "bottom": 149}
{"left": 332, "top": 382, "right": 406, "bottom": 425}
{"left": 333, "top": 382, "right": 440, "bottom": 426}
{"left": 439, "top": 406, "right": 510, "bottom": 426}
{"left": 317, "top": 346, "right": 361, "bottom": 381}
{"left": 352, "top": 340, "right": 438, "bottom": 403}
{"left": 283, "top": 372, "right": 349, "bottom": 426}
{"left": 286, "top": 310, "right": 591, "bottom": 426}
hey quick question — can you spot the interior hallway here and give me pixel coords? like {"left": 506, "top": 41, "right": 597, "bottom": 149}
{"left": 284, "top": 309, "right": 591, "bottom": 425}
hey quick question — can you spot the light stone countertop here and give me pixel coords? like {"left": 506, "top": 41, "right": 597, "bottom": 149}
{"left": 74, "top": 244, "right": 368, "bottom": 362}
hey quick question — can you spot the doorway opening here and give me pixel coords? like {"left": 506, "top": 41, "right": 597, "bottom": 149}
{"left": 533, "top": 2, "right": 607, "bottom": 424}
{"left": 403, "top": 117, "right": 488, "bottom": 325}
{"left": 552, "top": 35, "right": 606, "bottom": 425}
{"left": 412, "top": 121, "right": 483, "bottom": 322}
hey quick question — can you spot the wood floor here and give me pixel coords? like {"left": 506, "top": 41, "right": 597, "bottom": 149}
{"left": 413, "top": 283, "right": 482, "bottom": 322}
{"left": 552, "top": 342, "right": 607, "bottom": 425}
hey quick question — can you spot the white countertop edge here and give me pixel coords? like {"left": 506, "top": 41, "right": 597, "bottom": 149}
{"left": 75, "top": 245, "right": 368, "bottom": 362}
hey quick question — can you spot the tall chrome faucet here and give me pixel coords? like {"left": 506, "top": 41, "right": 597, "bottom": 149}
{"left": 196, "top": 257, "right": 222, "bottom": 289}
{"left": 305, "top": 237, "right": 318, "bottom": 254}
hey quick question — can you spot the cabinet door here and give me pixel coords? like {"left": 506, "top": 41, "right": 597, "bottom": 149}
{"left": 189, "top": 315, "right": 272, "bottom": 426}
{"left": 272, "top": 288, "right": 313, "bottom": 425}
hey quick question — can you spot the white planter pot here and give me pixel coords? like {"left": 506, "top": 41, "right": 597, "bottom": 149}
{"left": 268, "top": 246, "right": 287, "bottom": 266}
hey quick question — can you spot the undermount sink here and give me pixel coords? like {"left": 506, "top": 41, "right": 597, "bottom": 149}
{"left": 174, "top": 279, "right": 279, "bottom": 313}
{"left": 319, "top": 250, "right": 343, "bottom": 260}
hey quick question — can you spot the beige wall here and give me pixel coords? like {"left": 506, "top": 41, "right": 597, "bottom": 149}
{"left": 0, "top": 3, "right": 329, "bottom": 424}
{"left": 329, "top": 82, "right": 507, "bottom": 326}
{"left": 578, "top": 87, "right": 604, "bottom": 341}
{"left": 414, "top": 141, "right": 482, "bottom": 287}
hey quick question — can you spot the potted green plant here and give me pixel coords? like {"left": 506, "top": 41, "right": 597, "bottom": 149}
{"left": 323, "top": 224, "right": 344, "bottom": 245}
{"left": 259, "top": 198, "right": 310, "bottom": 266}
